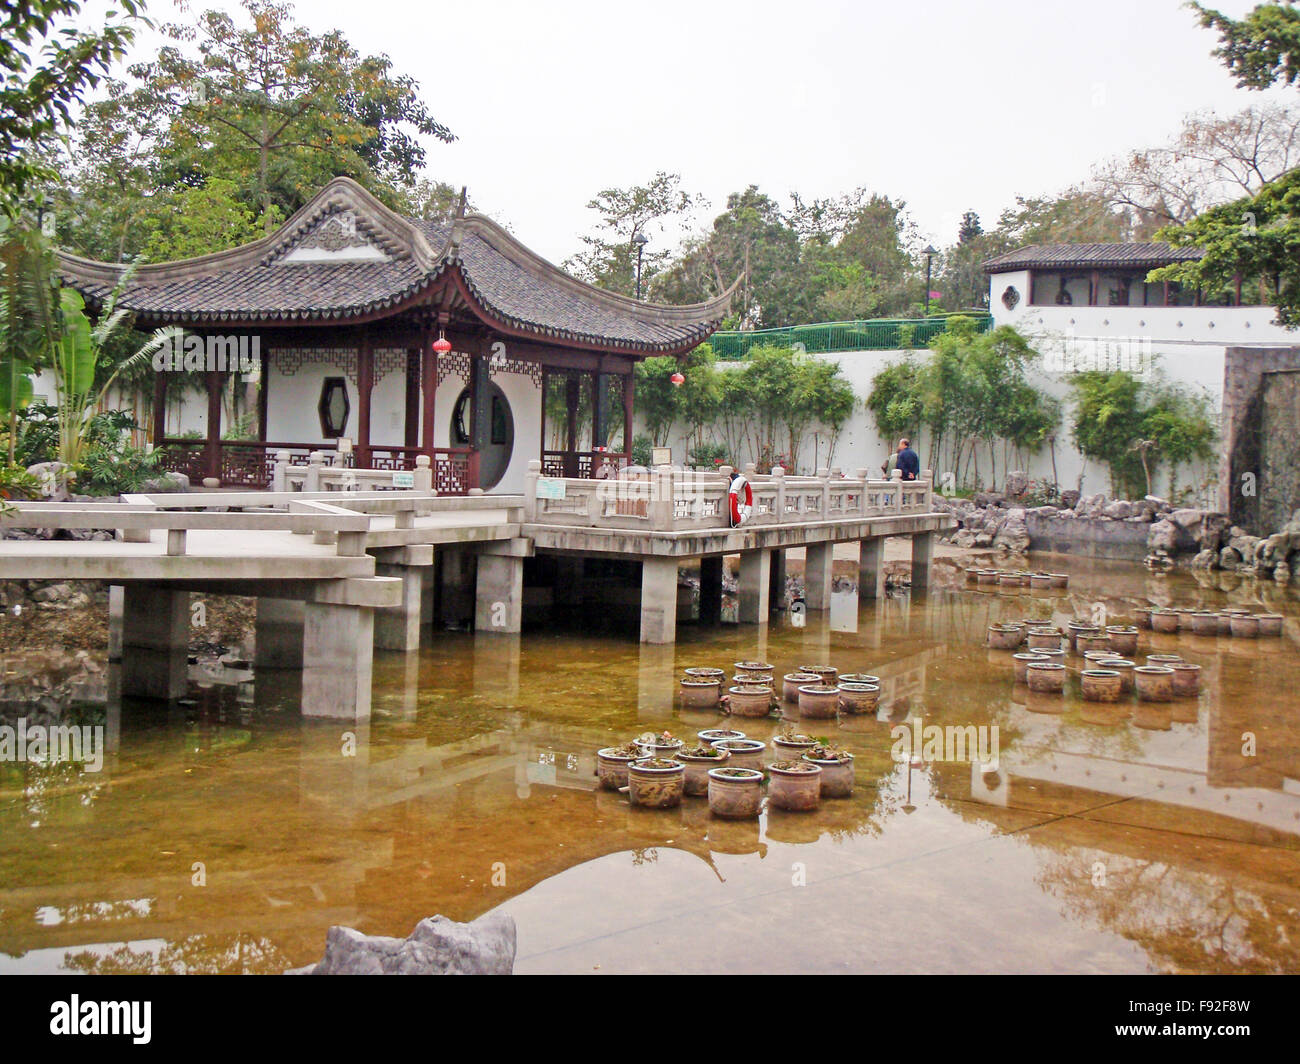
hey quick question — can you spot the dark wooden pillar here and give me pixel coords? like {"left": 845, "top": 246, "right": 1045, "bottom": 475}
{"left": 1089, "top": 270, "right": 1099, "bottom": 307}
{"left": 565, "top": 373, "right": 579, "bottom": 476}
{"left": 356, "top": 336, "right": 373, "bottom": 467}
{"left": 404, "top": 348, "right": 421, "bottom": 449}
{"left": 204, "top": 369, "right": 222, "bottom": 482}
{"left": 421, "top": 327, "right": 437, "bottom": 455}
{"left": 469, "top": 349, "right": 489, "bottom": 490}
{"left": 623, "top": 371, "right": 634, "bottom": 459}
{"left": 257, "top": 347, "right": 270, "bottom": 442}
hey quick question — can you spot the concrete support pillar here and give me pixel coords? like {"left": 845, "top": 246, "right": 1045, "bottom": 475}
{"left": 475, "top": 553, "right": 523, "bottom": 634}
{"left": 769, "top": 549, "right": 787, "bottom": 611}
{"left": 439, "top": 549, "right": 476, "bottom": 629}
{"left": 254, "top": 598, "right": 305, "bottom": 669}
{"left": 120, "top": 585, "right": 190, "bottom": 701}
{"left": 804, "top": 542, "right": 833, "bottom": 610}
{"left": 375, "top": 565, "right": 424, "bottom": 651}
{"left": 640, "top": 556, "right": 679, "bottom": 644}
{"left": 911, "top": 531, "right": 934, "bottom": 591}
{"left": 107, "top": 585, "right": 124, "bottom": 662}
{"left": 738, "top": 549, "right": 771, "bottom": 625}
{"left": 859, "top": 538, "right": 885, "bottom": 600}
{"left": 698, "top": 556, "right": 723, "bottom": 625}
{"left": 302, "top": 602, "right": 373, "bottom": 720}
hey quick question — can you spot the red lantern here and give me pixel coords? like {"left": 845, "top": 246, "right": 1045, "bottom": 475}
{"left": 432, "top": 331, "right": 452, "bottom": 354}
{"left": 670, "top": 371, "right": 685, "bottom": 387}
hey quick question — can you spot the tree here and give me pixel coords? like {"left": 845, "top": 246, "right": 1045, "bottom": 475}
{"left": 1153, "top": 3, "right": 1300, "bottom": 328}
{"left": 0, "top": 0, "right": 144, "bottom": 216}
{"left": 56, "top": 0, "right": 454, "bottom": 258}
{"left": 565, "top": 172, "right": 699, "bottom": 296}
{"left": 1093, "top": 103, "right": 1300, "bottom": 227}
{"left": 957, "top": 210, "right": 984, "bottom": 244}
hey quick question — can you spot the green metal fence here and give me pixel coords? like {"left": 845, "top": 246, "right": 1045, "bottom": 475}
{"left": 708, "top": 313, "right": 994, "bottom": 360}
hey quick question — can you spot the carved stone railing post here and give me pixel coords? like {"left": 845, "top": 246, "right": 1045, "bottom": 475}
{"left": 524, "top": 459, "right": 541, "bottom": 522}
{"left": 305, "top": 451, "right": 324, "bottom": 493}
{"left": 414, "top": 454, "right": 433, "bottom": 493}
{"left": 772, "top": 465, "right": 786, "bottom": 521}
{"left": 271, "top": 450, "right": 290, "bottom": 493}
{"left": 651, "top": 464, "right": 674, "bottom": 530}
{"left": 856, "top": 468, "right": 870, "bottom": 516}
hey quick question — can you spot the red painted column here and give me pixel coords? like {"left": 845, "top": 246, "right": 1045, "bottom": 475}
{"left": 204, "top": 370, "right": 222, "bottom": 482}
{"left": 421, "top": 326, "right": 437, "bottom": 455}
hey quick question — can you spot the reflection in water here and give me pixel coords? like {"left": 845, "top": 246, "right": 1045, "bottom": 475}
{"left": 1, "top": 555, "right": 1298, "bottom": 973}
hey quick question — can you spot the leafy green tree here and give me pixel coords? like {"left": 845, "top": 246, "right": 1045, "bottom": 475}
{"left": 1068, "top": 371, "right": 1150, "bottom": 497}
{"left": 0, "top": 0, "right": 144, "bottom": 217}
{"left": 140, "top": 178, "right": 269, "bottom": 262}
{"left": 1151, "top": 4, "right": 1300, "bottom": 327}
{"left": 566, "top": 172, "right": 699, "bottom": 296}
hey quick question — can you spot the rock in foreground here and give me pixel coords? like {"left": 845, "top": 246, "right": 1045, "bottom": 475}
{"left": 290, "top": 912, "right": 516, "bottom": 975}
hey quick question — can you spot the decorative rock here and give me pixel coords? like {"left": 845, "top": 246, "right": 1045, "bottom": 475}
{"left": 291, "top": 912, "right": 517, "bottom": 975}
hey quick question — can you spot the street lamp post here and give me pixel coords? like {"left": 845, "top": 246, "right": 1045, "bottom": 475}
{"left": 634, "top": 230, "right": 649, "bottom": 299}
{"left": 923, "top": 245, "right": 938, "bottom": 317}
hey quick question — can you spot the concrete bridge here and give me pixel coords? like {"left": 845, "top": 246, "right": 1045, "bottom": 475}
{"left": 0, "top": 458, "right": 953, "bottom": 720}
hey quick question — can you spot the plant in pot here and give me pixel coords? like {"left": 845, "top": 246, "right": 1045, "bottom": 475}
{"left": 837, "top": 680, "right": 880, "bottom": 714}
{"left": 676, "top": 742, "right": 730, "bottom": 796}
{"left": 636, "top": 730, "right": 685, "bottom": 758}
{"left": 771, "top": 721, "right": 818, "bottom": 760}
{"left": 707, "top": 766, "right": 764, "bottom": 819}
{"left": 797, "top": 683, "right": 840, "bottom": 718}
{"left": 726, "top": 684, "right": 775, "bottom": 718}
{"left": 710, "top": 737, "right": 766, "bottom": 773}
{"left": 698, "top": 727, "right": 746, "bottom": 744}
{"left": 767, "top": 759, "right": 822, "bottom": 811}
{"left": 627, "top": 757, "right": 686, "bottom": 808}
{"left": 802, "top": 741, "right": 855, "bottom": 798}
{"left": 596, "top": 741, "right": 643, "bottom": 791}
{"left": 679, "top": 676, "right": 722, "bottom": 709}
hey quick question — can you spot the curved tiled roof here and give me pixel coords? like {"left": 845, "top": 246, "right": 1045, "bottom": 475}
{"left": 983, "top": 242, "right": 1204, "bottom": 273}
{"left": 56, "top": 177, "right": 736, "bottom": 354}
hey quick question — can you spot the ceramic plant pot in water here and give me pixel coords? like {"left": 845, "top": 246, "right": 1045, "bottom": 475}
{"left": 1170, "top": 662, "right": 1202, "bottom": 697}
{"left": 771, "top": 732, "right": 818, "bottom": 760}
{"left": 733, "top": 661, "right": 774, "bottom": 679}
{"left": 732, "top": 672, "right": 773, "bottom": 688}
{"left": 767, "top": 760, "right": 822, "bottom": 811}
{"left": 679, "top": 679, "right": 721, "bottom": 710}
{"left": 1189, "top": 612, "right": 1220, "bottom": 636}
{"left": 698, "top": 727, "right": 745, "bottom": 745}
{"left": 1076, "top": 632, "right": 1112, "bottom": 655}
{"left": 840, "top": 673, "right": 880, "bottom": 685}
{"left": 1026, "top": 627, "right": 1062, "bottom": 651}
{"left": 1026, "top": 661, "right": 1066, "bottom": 693}
{"left": 684, "top": 667, "right": 725, "bottom": 685}
{"left": 1134, "top": 606, "right": 1153, "bottom": 630}
{"left": 1151, "top": 610, "right": 1180, "bottom": 634}
{"left": 1105, "top": 626, "right": 1140, "bottom": 656}
{"left": 1049, "top": 573, "right": 1069, "bottom": 588}
{"left": 802, "top": 747, "right": 854, "bottom": 798}
{"left": 1029, "top": 572, "right": 1054, "bottom": 589}
{"left": 1229, "top": 613, "right": 1260, "bottom": 638}
{"left": 988, "top": 624, "right": 1025, "bottom": 651}
{"left": 596, "top": 746, "right": 642, "bottom": 791}
{"left": 1258, "top": 614, "right": 1284, "bottom": 637}
{"left": 675, "top": 744, "right": 730, "bottom": 796}
{"left": 637, "top": 735, "right": 684, "bottom": 759}
{"left": 977, "top": 569, "right": 1000, "bottom": 585}
{"left": 727, "top": 685, "right": 774, "bottom": 718}
{"left": 1135, "top": 665, "right": 1175, "bottom": 702}
{"left": 627, "top": 758, "right": 685, "bottom": 808}
{"left": 783, "top": 672, "right": 820, "bottom": 702}
{"left": 1013, "top": 652, "right": 1047, "bottom": 684}
{"left": 837, "top": 682, "right": 880, "bottom": 714}
{"left": 997, "top": 571, "right": 1022, "bottom": 587}
{"left": 797, "top": 684, "right": 840, "bottom": 718}
{"left": 1065, "top": 621, "right": 1098, "bottom": 650}
{"left": 1097, "top": 658, "right": 1135, "bottom": 693}
{"left": 1080, "top": 669, "right": 1124, "bottom": 703}
{"left": 707, "top": 767, "right": 763, "bottom": 819}
{"left": 799, "top": 664, "right": 838, "bottom": 685}
{"left": 711, "top": 738, "right": 766, "bottom": 773}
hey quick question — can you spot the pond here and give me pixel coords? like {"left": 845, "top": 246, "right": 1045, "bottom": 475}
{"left": 1, "top": 554, "right": 1297, "bottom": 973}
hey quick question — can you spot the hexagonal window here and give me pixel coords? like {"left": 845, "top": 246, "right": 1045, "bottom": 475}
{"left": 318, "top": 376, "right": 350, "bottom": 438}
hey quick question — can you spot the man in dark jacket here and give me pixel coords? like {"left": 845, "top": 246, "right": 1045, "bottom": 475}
{"left": 896, "top": 438, "right": 920, "bottom": 481}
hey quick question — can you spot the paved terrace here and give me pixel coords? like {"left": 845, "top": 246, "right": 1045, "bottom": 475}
{"left": 0, "top": 460, "right": 952, "bottom": 719}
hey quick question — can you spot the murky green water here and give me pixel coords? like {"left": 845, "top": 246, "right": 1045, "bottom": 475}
{"left": 2, "top": 555, "right": 1298, "bottom": 973}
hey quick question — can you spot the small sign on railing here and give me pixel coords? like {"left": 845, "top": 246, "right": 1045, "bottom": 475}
{"left": 391, "top": 471, "right": 415, "bottom": 489}
{"left": 536, "top": 478, "right": 567, "bottom": 500}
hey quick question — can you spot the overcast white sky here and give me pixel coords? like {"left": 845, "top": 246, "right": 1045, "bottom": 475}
{"left": 89, "top": 0, "right": 1293, "bottom": 262}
